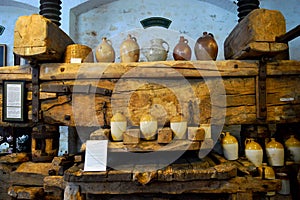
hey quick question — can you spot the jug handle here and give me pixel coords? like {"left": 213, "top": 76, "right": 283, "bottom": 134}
{"left": 184, "top": 38, "right": 189, "bottom": 44}
{"left": 131, "top": 36, "right": 137, "bottom": 42}
{"left": 245, "top": 138, "right": 251, "bottom": 146}
{"left": 220, "top": 132, "right": 226, "bottom": 138}
{"left": 107, "top": 39, "right": 112, "bottom": 46}
{"left": 162, "top": 40, "right": 169, "bottom": 52}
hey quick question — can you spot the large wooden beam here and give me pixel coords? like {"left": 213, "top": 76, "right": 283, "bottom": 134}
{"left": 0, "top": 61, "right": 300, "bottom": 127}
{"left": 13, "top": 14, "right": 74, "bottom": 62}
{"left": 224, "top": 9, "right": 288, "bottom": 60}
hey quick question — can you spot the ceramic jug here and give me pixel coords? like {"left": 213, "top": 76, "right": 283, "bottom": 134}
{"left": 140, "top": 113, "right": 157, "bottom": 140}
{"left": 258, "top": 163, "right": 276, "bottom": 196}
{"left": 194, "top": 32, "right": 218, "bottom": 60}
{"left": 170, "top": 113, "right": 187, "bottom": 139}
{"left": 95, "top": 37, "right": 115, "bottom": 62}
{"left": 266, "top": 138, "right": 284, "bottom": 166}
{"left": 220, "top": 132, "right": 238, "bottom": 160}
{"left": 285, "top": 135, "right": 300, "bottom": 164}
{"left": 245, "top": 138, "right": 263, "bottom": 167}
{"left": 143, "top": 38, "right": 169, "bottom": 61}
{"left": 258, "top": 163, "right": 275, "bottom": 180}
{"left": 173, "top": 36, "right": 192, "bottom": 61}
{"left": 120, "top": 34, "right": 140, "bottom": 62}
{"left": 110, "top": 112, "right": 127, "bottom": 141}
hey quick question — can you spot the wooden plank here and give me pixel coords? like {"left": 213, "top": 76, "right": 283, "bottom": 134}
{"left": 72, "top": 177, "right": 280, "bottom": 195}
{"left": 267, "top": 60, "right": 300, "bottom": 75}
{"left": 14, "top": 14, "right": 74, "bottom": 62}
{"left": 108, "top": 140, "right": 200, "bottom": 152}
{"left": 39, "top": 61, "right": 258, "bottom": 80}
{"left": 224, "top": 9, "right": 286, "bottom": 59}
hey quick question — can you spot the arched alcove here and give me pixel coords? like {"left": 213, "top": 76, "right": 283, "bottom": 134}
{"left": 69, "top": 0, "right": 238, "bottom": 61}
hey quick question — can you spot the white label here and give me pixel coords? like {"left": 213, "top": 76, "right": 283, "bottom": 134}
{"left": 84, "top": 140, "right": 108, "bottom": 171}
{"left": 70, "top": 58, "right": 82, "bottom": 63}
{"left": 280, "top": 97, "right": 294, "bottom": 102}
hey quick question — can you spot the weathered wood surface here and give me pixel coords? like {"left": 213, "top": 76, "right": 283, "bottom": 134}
{"left": 14, "top": 14, "right": 74, "bottom": 62}
{"left": 64, "top": 155, "right": 236, "bottom": 183}
{"left": 224, "top": 9, "right": 287, "bottom": 60}
{"left": 0, "top": 60, "right": 300, "bottom": 127}
{"left": 10, "top": 162, "right": 52, "bottom": 186}
{"left": 108, "top": 140, "right": 201, "bottom": 152}
{"left": 64, "top": 176, "right": 280, "bottom": 195}
{"left": 8, "top": 186, "right": 44, "bottom": 199}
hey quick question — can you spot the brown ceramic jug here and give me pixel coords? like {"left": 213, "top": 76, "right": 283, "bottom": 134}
{"left": 120, "top": 34, "right": 140, "bottom": 62}
{"left": 173, "top": 36, "right": 192, "bottom": 61}
{"left": 95, "top": 37, "right": 115, "bottom": 63}
{"left": 194, "top": 32, "right": 218, "bottom": 60}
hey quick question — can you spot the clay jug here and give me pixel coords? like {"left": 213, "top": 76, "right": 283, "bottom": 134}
{"left": 266, "top": 138, "right": 284, "bottom": 166}
{"left": 194, "top": 32, "right": 218, "bottom": 60}
{"left": 245, "top": 138, "right": 263, "bottom": 167}
{"left": 285, "top": 135, "right": 300, "bottom": 164}
{"left": 173, "top": 36, "right": 192, "bottom": 61}
{"left": 258, "top": 163, "right": 276, "bottom": 196}
{"left": 120, "top": 34, "right": 140, "bottom": 62}
{"left": 170, "top": 113, "right": 187, "bottom": 139}
{"left": 110, "top": 112, "right": 127, "bottom": 141}
{"left": 140, "top": 113, "right": 157, "bottom": 140}
{"left": 220, "top": 132, "right": 238, "bottom": 160}
{"left": 95, "top": 37, "right": 115, "bottom": 62}
{"left": 143, "top": 38, "right": 169, "bottom": 61}
{"left": 258, "top": 163, "right": 275, "bottom": 180}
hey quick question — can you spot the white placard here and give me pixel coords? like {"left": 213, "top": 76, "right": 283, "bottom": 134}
{"left": 84, "top": 140, "right": 108, "bottom": 171}
{"left": 6, "top": 84, "right": 22, "bottom": 107}
{"left": 6, "top": 107, "right": 21, "bottom": 119}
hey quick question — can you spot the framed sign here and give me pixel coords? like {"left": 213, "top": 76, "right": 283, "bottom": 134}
{"left": 0, "top": 44, "right": 7, "bottom": 67}
{"left": 2, "top": 81, "right": 26, "bottom": 122}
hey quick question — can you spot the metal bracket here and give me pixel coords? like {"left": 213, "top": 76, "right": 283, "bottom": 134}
{"left": 256, "top": 58, "right": 267, "bottom": 120}
{"left": 31, "top": 62, "right": 40, "bottom": 123}
{"left": 41, "top": 84, "right": 112, "bottom": 96}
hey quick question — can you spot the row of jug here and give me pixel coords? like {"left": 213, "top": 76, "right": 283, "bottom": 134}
{"left": 110, "top": 112, "right": 187, "bottom": 141}
{"left": 221, "top": 132, "right": 300, "bottom": 166}
{"left": 95, "top": 33, "right": 218, "bottom": 63}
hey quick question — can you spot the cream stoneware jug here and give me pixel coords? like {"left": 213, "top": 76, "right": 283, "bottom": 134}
{"left": 120, "top": 34, "right": 140, "bottom": 62}
{"left": 221, "top": 132, "right": 238, "bottom": 160}
{"left": 285, "top": 135, "right": 300, "bottom": 164}
{"left": 266, "top": 138, "right": 284, "bottom": 166}
{"left": 110, "top": 112, "right": 127, "bottom": 141}
{"left": 95, "top": 37, "right": 115, "bottom": 63}
{"left": 170, "top": 114, "right": 187, "bottom": 139}
{"left": 245, "top": 138, "right": 263, "bottom": 167}
{"left": 140, "top": 113, "right": 157, "bottom": 140}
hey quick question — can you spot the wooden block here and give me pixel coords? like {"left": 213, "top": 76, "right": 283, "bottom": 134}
{"left": 157, "top": 127, "right": 173, "bottom": 144}
{"left": 188, "top": 127, "right": 205, "bottom": 141}
{"left": 123, "top": 129, "right": 140, "bottom": 144}
{"left": 0, "top": 153, "right": 29, "bottom": 164}
{"left": 43, "top": 176, "right": 65, "bottom": 190}
{"left": 8, "top": 186, "right": 44, "bottom": 199}
{"left": 14, "top": 14, "right": 74, "bottom": 62}
{"left": 90, "top": 129, "right": 110, "bottom": 140}
{"left": 224, "top": 9, "right": 287, "bottom": 59}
